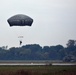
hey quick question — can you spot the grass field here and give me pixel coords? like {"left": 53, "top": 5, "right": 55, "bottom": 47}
{"left": 0, "top": 65, "right": 76, "bottom": 75}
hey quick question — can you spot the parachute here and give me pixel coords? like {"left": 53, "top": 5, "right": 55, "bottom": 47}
{"left": 7, "top": 14, "right": 33, "bottom": 26}
{"left": 7, "top": 14, "right": 33, "bottom": 47}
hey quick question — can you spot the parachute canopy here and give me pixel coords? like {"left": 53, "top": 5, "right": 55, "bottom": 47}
{"left": 7, "top": 14, "right": 33, "bottom": 26}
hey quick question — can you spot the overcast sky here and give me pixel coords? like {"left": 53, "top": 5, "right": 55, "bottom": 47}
{"left": 0, "top": 0, "right": 76, "bottom": 48}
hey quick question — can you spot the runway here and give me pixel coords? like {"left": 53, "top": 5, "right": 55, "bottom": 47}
{"left": 0, "top": 60, "right": 76, "bottom": 65}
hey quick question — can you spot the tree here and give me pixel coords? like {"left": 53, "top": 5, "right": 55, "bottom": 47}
{"left": 66, "top": 39, "right": 76, "bottom": 47}
{"left": 42, "top": 46, "right": 50, "bottom": 52}
{"left": 63, "top": 55, "right": 76, "bottom": 62}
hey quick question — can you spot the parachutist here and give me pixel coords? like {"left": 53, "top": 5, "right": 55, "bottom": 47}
{"left": 20, "top": 40, "right": 22, "bottom": 46}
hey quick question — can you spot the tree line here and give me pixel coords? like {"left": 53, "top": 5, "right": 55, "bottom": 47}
{"left": 0, "top": 40, "right": 76, "bottom": 62}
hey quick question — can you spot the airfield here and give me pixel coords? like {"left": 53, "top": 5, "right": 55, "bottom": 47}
{"left": 0, "top": 60, "right": 76, "bottom": 75}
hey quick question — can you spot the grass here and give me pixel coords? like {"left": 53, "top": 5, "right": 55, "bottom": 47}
{"left": 0, "top": 65, "right": 76, "bottom": 75}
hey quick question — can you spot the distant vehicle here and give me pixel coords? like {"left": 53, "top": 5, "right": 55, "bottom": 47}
{"left": 7, "top": 14, "right": 33, "bottom": 26}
